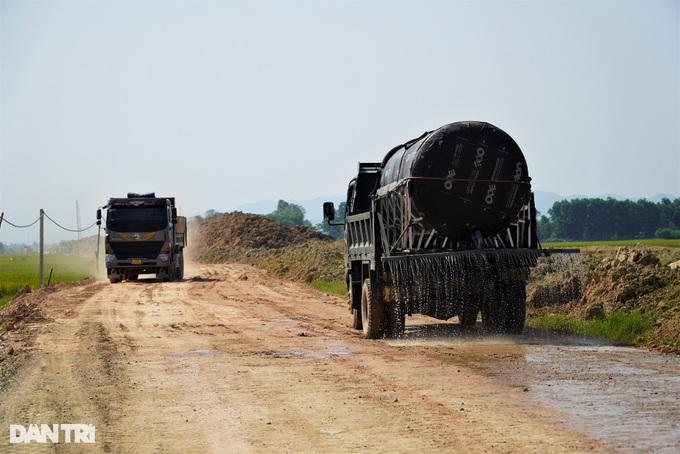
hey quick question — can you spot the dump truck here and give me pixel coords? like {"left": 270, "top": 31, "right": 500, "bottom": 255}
{"left": 97, "top": 193, "right": 187, "bottom": 283}
{"left": 324, "top": 121, "right": 577, "bottom": 338}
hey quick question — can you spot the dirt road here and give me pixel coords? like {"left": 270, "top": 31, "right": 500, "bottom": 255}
{"left": 1, "top": 263, "right": 679, "bottom": 453}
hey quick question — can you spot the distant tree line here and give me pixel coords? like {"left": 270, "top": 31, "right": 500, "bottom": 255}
{"left": 538, "top": 197, "right": 680, "bottom": 241}
{"left": 197, "top": 201, "right": 311, "bottom": 227}
{"left": 266, "top": 199, "right": 347, "bottom": 240}
{"left": 266, "top": 200, "right": 312, "bottom": 227}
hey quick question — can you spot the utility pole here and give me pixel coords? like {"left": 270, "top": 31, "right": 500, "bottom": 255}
{"left": 76, "top": 200, "right": 82, "bottom": 256}
{"left": 40, "top": 209, "right": 44, "bottom": 287}
{"left": 76, "top": 200, "right": 82, "bottom": 241}
{"left": 0, "top": 213, "right": 4, "bottom": 255}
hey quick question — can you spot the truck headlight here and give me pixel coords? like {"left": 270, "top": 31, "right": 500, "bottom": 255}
{"left": 105, "top": 254, "right": 117, "bottom": 265}
{"left": 157, "top": 253, "right": 170, "bottom": 263}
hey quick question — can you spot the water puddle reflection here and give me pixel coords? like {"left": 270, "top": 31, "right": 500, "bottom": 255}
{"left": 391, "top": 324, "right": 680, "bottom": 453}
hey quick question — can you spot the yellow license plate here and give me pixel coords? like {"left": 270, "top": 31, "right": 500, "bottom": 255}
{"left": 131, "top": 259, "right": 142, "bottom": 265}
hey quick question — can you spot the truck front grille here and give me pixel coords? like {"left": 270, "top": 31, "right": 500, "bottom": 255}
{"left": 109, "top": 241, "right": 164, "bottom": 260}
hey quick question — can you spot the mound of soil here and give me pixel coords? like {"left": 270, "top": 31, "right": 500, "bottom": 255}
{"left": 192, "top": 212, "right": 331, "bottom": 252}
{"left": 190, "top": 212, "right": 343, "bottom": 283}
{"left": 0, "top": 278, "right": 99, "bottom": 363}
{"left": 0, "top": 286, "right": 47, "bottom": 334}
{"left": 528, "top": 246, "right": 680, "bottom": 353}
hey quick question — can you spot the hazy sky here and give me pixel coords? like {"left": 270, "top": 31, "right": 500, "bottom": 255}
{"left": 1, "top": 0, "right": 678, "bottom": 244}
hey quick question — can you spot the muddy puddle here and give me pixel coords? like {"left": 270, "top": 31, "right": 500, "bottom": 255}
{"left": 390, "top": 322, "right": 680, "bottom": 453}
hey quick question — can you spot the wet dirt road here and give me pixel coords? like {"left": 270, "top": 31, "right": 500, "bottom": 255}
{"left": 1, "top": 263, "right": 679, "bottom": 453}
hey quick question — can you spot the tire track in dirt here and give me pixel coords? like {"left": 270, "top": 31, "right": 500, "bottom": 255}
{"left": 0, "top": 281, "right": 127, "bottom": 453}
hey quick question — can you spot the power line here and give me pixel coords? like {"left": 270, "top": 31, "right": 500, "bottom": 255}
{"left": 1, "top": 210, "right": 100, "bottom": 287}
{"left": 1, "top": 216, "right": 41, "bottom": 229}
{"left": 0, "top": 211, "right": 96, "bottom": 233}
{"left": 43, "top": 211, "right": 96, "bottom": 233}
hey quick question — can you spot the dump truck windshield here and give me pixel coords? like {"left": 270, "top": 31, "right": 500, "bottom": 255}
{"left": 107, "top": 207, "right": 168, "bottom": 232}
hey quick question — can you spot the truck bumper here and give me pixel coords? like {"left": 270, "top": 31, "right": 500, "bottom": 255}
{"left": 106, "top": 254, "right": 172, "bottom": 279}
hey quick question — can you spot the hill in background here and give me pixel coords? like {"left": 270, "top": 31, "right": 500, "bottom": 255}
{"left": 189, "top": 211, "right": 344, "bottom": 284}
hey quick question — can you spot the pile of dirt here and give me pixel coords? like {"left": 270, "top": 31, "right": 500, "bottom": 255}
{"left": 190, "top": 212, "right": 343, "bottom": 283}
{"left": 192, "top": 212, "right": 331, "bottom": 252}
{"left": 528, "top": 246, "right": 680, "bottom": 353}
{"left": 0, "top": 285, "right": 47, "bottom": 363}
{"left": 0, "top": 286, "right": 47, "bottom": 334}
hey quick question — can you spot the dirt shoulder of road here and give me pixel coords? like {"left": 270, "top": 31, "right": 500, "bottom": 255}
{"left": 0, "top": 278, "right": 101, "bottom": 364}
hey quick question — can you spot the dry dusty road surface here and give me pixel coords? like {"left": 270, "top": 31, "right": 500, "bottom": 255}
{"left": 1, "top": 263, "right": 679, "bottom": 453}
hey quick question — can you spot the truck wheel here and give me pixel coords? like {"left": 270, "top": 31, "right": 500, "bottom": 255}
{"left": 109, "top": 277, "right": 119, "bottom": 284}
{"left": 350, "top": 281, "right": 362, "bottom": 330}
{"left": 385, "top": 301, "right": 405, "bottom": 338}
{"left": 351, "top": 309, "right": 363, "bottom": 330}
{"left": 175, "top": 252, "right": 184, "bottom": 281}
{"left": 361, "top": 279, "right": 385, "bottom": 339}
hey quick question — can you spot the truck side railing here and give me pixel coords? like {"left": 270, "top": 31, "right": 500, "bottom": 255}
{"left": 374, "top": 180, "right": 538, "bottom": 257}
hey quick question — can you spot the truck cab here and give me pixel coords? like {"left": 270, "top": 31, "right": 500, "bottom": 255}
{"left": 98, "top": 193, "right": 186, "bottom": 283}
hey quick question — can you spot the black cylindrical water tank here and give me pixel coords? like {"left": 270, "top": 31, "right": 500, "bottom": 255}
{"left": 379, "top": 121, "right": 531, "bottom": 240}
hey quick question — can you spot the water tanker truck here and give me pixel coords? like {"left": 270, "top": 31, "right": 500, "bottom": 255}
{"left": 97, "top": 193, "right": 186, "bottom": 283}
{"left": 324, "top": 121, "right": 577, "bottom": 338}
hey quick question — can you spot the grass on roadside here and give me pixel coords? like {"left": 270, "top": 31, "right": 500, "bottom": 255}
{"left": 526, "top": 310, "right": 656, "bottom": 345}
{"left": 309, "top": 279, "right": 346, "bottom": 297}
{"left": 0, "top": 255, "right": 97, "bottom": 308}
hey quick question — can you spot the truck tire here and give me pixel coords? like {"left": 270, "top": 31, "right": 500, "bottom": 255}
{"left": 385, "top": 301, "right": 405, "bottom": 338}
{"left": 361, "top": 279, "right": 385, "bottom": 339}
{"left": 352, "top": 309, "right": 363, "bottom": 330}
{"left": 350, "top": 281, "right": 362, "bottom": 330}
{"left": 175, "top": 252, "right": 184, "bottom": 281}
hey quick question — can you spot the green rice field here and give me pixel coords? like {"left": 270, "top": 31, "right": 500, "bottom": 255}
{"left": 0, "top": 255, "right": 98, "bottom": 307}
